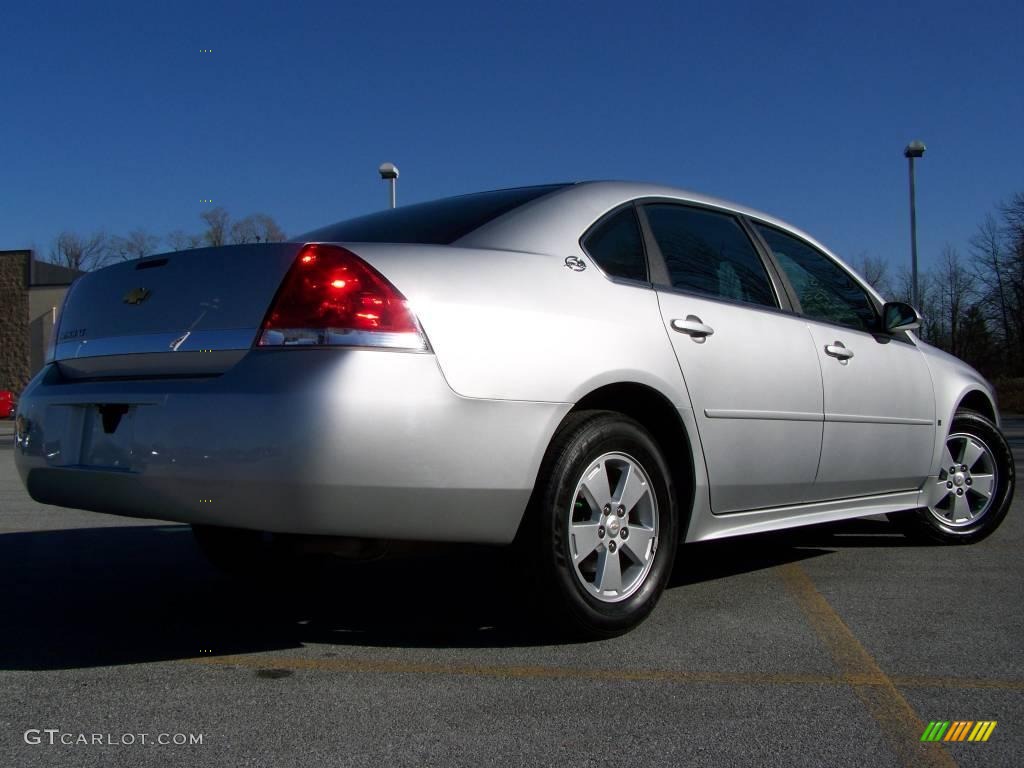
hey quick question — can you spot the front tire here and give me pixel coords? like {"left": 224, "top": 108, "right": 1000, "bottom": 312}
{"left": 527, "top": 410, "right": 679, "bottom": 638}
{"left": 894, "top": 409, "right": 1015, "bottom": 543}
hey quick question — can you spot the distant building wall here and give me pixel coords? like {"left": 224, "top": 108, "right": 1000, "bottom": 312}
{"left": 0, "top": 250, "right": 80, "bottom": 397}
{"left": 0, "top": 251, "right": 31, "bottom": 394}
{"left": 28, "top": 286, "right": 66, "bottom": 323}
{"left": 28, "top": 288, "right": 65, "bottom": 375}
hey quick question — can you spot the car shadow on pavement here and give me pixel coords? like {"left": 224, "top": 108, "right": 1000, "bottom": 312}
{"left": 0, "top": 517, "right": 919, "bottom": 670}
{"left": 667, "top": 515, "right": 938, "bottom": 589}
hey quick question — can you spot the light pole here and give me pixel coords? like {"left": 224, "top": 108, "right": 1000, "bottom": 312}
{"left": 904, "top": 140, "right": 926, "bottom": 308}
{"left": 378, "top": 162, "right": 399, "bottom": 209}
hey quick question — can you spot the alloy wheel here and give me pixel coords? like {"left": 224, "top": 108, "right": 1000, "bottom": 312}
{"left": 567, "top": 452, "right": 659, "bottom": 602}
{"left": 927, "top": 432, "right": 999, "bottom": 527}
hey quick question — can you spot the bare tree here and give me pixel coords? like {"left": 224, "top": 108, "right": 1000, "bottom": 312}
{"left": 933, "top": 245, "right": 974, "bottom": 357}
{"left": 200, "top": 207, "right": 231, "bottom": 247}
{"left": 230, "top": 213, "right": 286, "bottom": 244}
{"left": 166, "top": 229, "right": 204, "bottom": 251}
{"left": 172, "top": 210, "right": 286, "bottom": 250}
{"left": 892, "top": 267, "right": 940, "bottom": 343}
{"left": 853, "top": 252, "right": 890, "bottom": 295}
{"left": 884, "top": 193, "right": 1024, "bottom": 380}
{"left": 1000, "top": 193, "right": 1024, "bottom": 372}
{"left": 970, "top": 214, "right": 1014, "bottom": 354}
{"left": 109, "top": 229, "right": 161, "bottom": 261}
{"left": 1000, "top": 192, "right": 1024, "bottom": 245}
{"left": 48, "top": 231, "right": 109, "bottom": 271}
{"left": 959, "top": 303, "right": 996, "bottom": 374}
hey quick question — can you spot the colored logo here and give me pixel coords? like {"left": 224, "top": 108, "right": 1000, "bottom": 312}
{"left": 920, "top": 721, "right": 996, "bottom": 742}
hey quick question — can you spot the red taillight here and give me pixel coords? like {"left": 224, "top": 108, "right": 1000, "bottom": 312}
{"left": 257, "top": 244, "right": 427, "bottom": 350}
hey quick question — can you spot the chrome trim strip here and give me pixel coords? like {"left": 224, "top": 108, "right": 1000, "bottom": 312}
{"left": 825, "top": 413, "right": 934, "bottom": 426}
{"left": 704, "top": 408, "right": 822, "bottom": 422}
{"left": 55, "top": 329, "right": 258, "bottom": 360}
{"left": 704, "top": 408, "right": 933, "bottom": 427}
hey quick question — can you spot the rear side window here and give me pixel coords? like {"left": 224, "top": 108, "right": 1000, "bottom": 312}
{"left": 755, "top": 225, "right": 877, "bottom": 332}
{"left": 644, "top": 204, "right": 776, "bottom": 307}
{"left": 299, "top": 184, "right": 569, "bottom": 244}
{"left": 582, "top": 207, "right": 648, "bottom": 282}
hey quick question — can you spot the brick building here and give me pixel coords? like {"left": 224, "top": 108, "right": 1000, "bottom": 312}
{"left": 0, "top": 250, "right": 82, "bottom": 396}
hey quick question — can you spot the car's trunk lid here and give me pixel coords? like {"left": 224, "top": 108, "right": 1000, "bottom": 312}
{"left": 53, "top": 243, "right": 302, "bottom": 378}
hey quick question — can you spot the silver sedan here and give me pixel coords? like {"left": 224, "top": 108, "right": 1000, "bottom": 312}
{"left": 13, "top": 181, "right": 1016, "bottom": 636}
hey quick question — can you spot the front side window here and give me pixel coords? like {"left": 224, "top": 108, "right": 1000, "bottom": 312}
{"left": 644, "top": 204, "right": 776, "bottom": 307}
{"left": 755, "top": 225, "right": 877, "bottom": 332}
{"left": 582, "top": 206, "right": 648, "bottom": 282}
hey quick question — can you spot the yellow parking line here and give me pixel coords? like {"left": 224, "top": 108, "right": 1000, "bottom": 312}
{"left": 778, "top": 563, "right": 956, "bottom": 768}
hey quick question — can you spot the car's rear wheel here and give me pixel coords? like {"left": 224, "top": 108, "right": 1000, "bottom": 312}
{"left": 525, "top": 410, "right": 678, "bottom": 638}
{"left": 893, "top": 409, "right": 1014, "bottom": 543}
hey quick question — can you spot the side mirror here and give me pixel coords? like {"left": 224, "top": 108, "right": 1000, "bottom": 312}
{"left": 882, "top": 301, "right": 922, "bottom": 333}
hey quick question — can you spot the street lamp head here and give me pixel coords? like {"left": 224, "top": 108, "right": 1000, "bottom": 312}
{"left": 378, "top": 162, "right": 399, "bottom": 180}
{"left": 904, "top": 140, "right": 926, "bottom": 159}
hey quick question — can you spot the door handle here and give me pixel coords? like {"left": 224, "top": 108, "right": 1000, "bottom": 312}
{"left": 824, "top": 341, "right": 854, "bottom": 362}
{"left": 671, "top": 315, "right": 715, "bottom": 341}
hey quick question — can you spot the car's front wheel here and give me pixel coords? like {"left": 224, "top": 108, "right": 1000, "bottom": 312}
{"left": 894, "top": 409, "right": 1015, "bottom": 543}
{"left": 526, "top": 410, "right": 679, "bottom": 638}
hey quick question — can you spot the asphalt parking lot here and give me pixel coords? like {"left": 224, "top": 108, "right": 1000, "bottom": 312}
{"left": 0, "top": 419, "right": 1021, "bottom": 768}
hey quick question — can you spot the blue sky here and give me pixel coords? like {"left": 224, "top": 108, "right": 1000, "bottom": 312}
{"left": 2, "top": 0, "right": 1021, "bottom": 277}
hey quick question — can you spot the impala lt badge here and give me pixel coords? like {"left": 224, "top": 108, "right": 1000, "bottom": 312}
{"left": 123, "top": 287, "right": 151, "bottom": 305}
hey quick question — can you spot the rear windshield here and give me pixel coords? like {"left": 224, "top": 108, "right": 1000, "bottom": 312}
{"left": 299, "top": 184, "right": 569, "bottom": 244}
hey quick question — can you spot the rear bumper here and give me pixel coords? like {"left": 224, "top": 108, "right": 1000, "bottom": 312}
{"left": 14, "top": 350, "right": 570, "bottom": 544}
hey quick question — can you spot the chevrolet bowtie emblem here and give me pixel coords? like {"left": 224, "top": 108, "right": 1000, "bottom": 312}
{"left": 123, "top": 287, "right": 151, "bottom": 305}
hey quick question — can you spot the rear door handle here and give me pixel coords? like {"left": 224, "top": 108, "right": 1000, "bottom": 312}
{"left": 824, "top": 341, "right": 854, "bottom": 362}
{"left": 671, "top": 315, "right": 715, "bottom": 340}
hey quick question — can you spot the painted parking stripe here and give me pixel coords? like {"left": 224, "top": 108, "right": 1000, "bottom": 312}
{"left": 778, "top": 563, "right": 956, "bottom": 768}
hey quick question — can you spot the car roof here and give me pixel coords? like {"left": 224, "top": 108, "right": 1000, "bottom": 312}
{"left": 454, "top": 180, "right": 878, "bottom": 302}
{"left": 456, "top": 180, "right": 831, "bottom": 260}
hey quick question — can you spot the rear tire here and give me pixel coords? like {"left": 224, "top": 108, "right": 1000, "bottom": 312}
{"left": 891, "top": 409, "right": 1015, "bottom": 544}
{"left": 524, "top": 410, "right": 679, "bottom": 639}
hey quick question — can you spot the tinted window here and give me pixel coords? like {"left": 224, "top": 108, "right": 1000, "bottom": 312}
{"left": 582, "top": 207, "right": 648, "bottom": 282}
{"left": 299, "top": 184, "right": 568, "bottom": 244}
{"left": 645, "top": 204, "right": 776, "bottom": 307}
{"left": 755, "top": 225, "right": 877, "bottom": 332}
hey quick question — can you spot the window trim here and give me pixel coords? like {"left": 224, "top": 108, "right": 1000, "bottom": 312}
{"left": 578, "top": 202, "right": 654, "bottom": 287}
{"left": 577, "top": 197, "right": 915, "bottom": 345}
{"left": 741, "top": 216, "right": 803, "bottom": 313}
{"left": 747, "top": 219, "right": 894, "bottom": 337}
{"left": 637, "top": 198, "right": 793, "bottom": 312}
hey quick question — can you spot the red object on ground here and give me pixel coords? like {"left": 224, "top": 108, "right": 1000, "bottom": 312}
{"left": 0, "top": 391, "right": 14, "bottom": 419}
